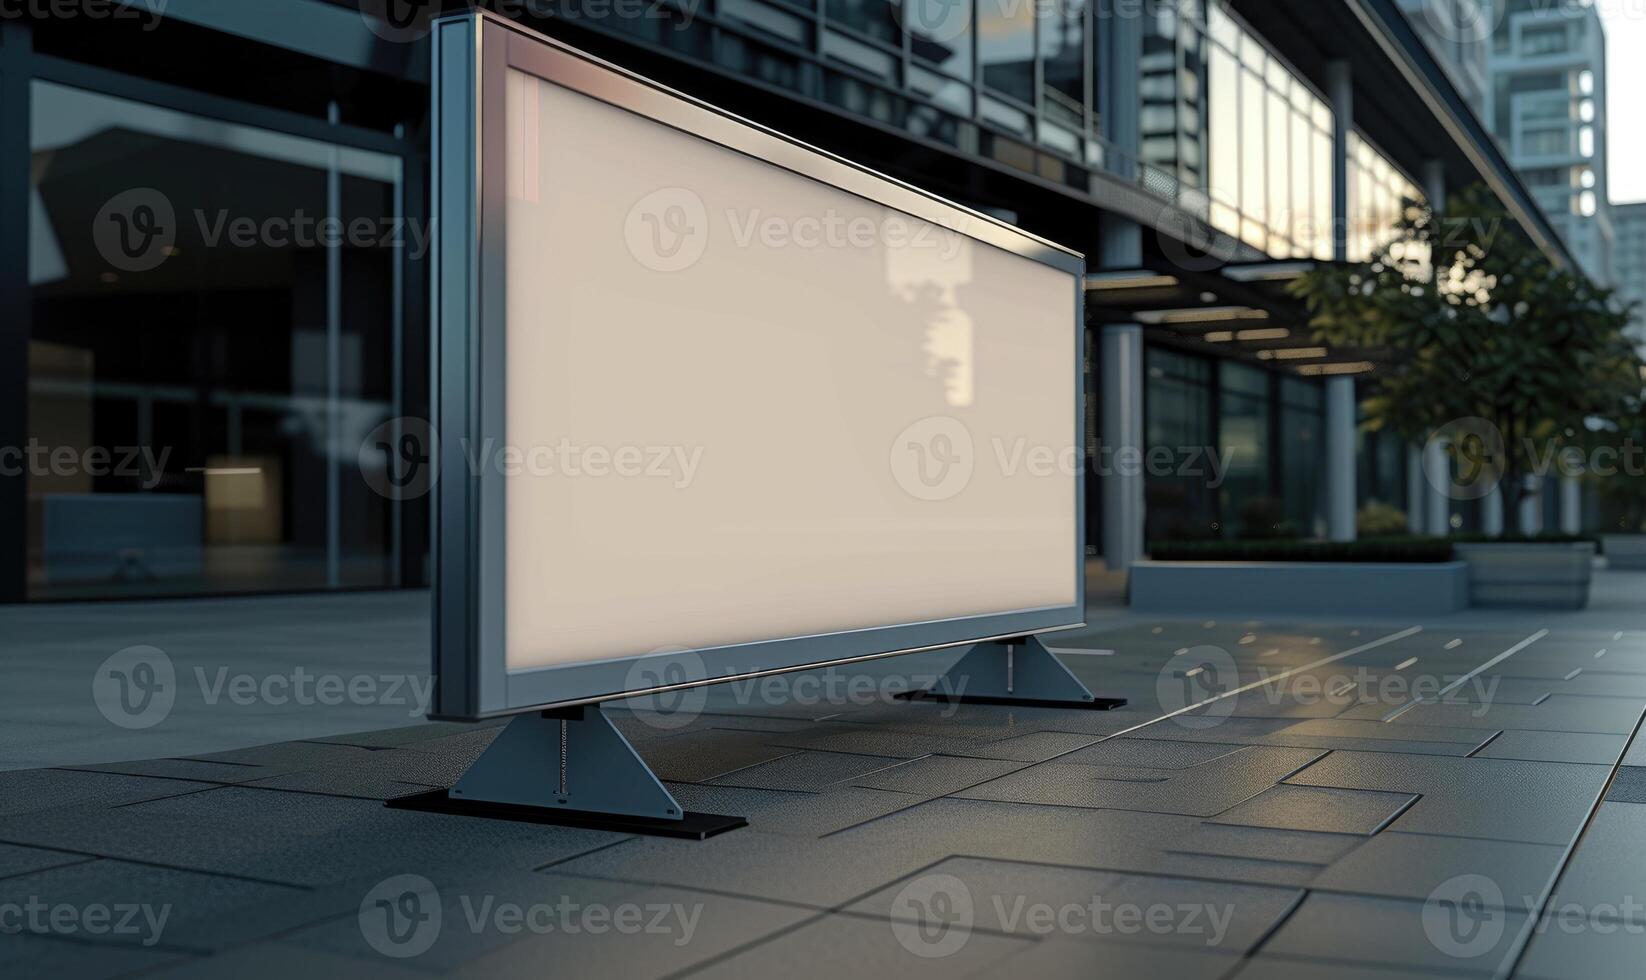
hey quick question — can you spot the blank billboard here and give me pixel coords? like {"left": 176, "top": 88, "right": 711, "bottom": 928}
{"left": 431, "top": 14, "right": 1085, "bottom": 720}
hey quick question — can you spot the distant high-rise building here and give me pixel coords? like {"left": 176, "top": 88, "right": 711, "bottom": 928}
{"left": 1396, "top": 0, "right": 1491, "bottom": 117}
{"left": 1613, "top": 203, "right": 1646, "bottom": 347}
{"left": 1483, "top": 0, "right": 1614, "bottom": 286}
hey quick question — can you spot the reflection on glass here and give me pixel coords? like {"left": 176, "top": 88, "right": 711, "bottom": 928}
{"left": 1279, "top": 377, "right": 1323, "bottom": 537}
{"left": 1039, "top": 0, "right": 1085, "bottom": 129}
{"left": 1219, "top": 362, "right": 1271, "bottom": 538}
{"left": 1195, "top": 1, "right": 1335, "bottom": 259}
{"left": 887, "top": 229, "right": 975, "bottom": 407}
{"left": 827, "top": 0, "right": 900, "bottom": 44}
{"left": 979, "top": 0, "right": 1035, "bottom": 105}
{"left": 28, "top": 82, "right": 404, "bottom": 598}
{"left": 906, "top": 0, "right": 971, "bottom": 77}
{"left": 1145, "top": 349, "right": 1215, "bottom": 541}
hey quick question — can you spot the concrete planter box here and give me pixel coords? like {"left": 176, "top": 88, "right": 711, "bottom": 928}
{"left": 1452, "top": 542, "right": 1595, "bottom": 609}
{"left": 1129, "top": 560, "right": 1470, "bottom": 616}
{"left": 1601, "top": 534, "right": 1646, "bottom": 570}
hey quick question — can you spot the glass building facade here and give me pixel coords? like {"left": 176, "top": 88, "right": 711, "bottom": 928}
{"left": 0, "top": 0, "right": 1550, "bottom": 601}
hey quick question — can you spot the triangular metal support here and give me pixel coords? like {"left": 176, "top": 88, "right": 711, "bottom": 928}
{"left": 450, "top": 706, "right": 681, "bottom": 818}
{"left": 901, "top": 635, "right": 1127, "bottom": 710}
{"left": 387, "top": 705, "right": 745, "bottom": 839}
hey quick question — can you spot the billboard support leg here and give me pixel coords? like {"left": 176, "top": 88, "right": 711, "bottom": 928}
{"left": 898, "top": 636, "right": 1127, "bottom": 710}
{"left": 386, "top": 706, "right": 747, "bottom": 839}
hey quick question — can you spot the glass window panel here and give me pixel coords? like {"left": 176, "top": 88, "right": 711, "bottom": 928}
{"left": 1313, "top": 127, "right": 1333, "bottom": 259}
{"left": 1241, "top": 66, "right": 1266, "bottom": 224}
{"left": 28, "top": 81, "right": 403, "bottom": 598}
{"left": 1291, "top": 109, "right": 1312, "bottom": 254}
{"left": 907, "top": 0, "right": 972, "bottom": 77}
{"left": 1218, "top": 362, "right": 1272, "bottom": 538}
{"left": 1267, "top": 89, "right": 1290, "bottom": 250}
{"left": 827, "top": 0, "right": 901, "bottom": 43}
{"left": 908, "top": 64, "right": 972, "bottom": 115}
{"left": 1146, "top": 348, "right": 1215, "bottom": 540}
{"left": 979, "top": 0, "right": 1036, "bottom": 104}
{"left": 1208, "top": 44, "right": 1240, "bottom": 209}
{"left": 1040, "top": 0, "right": 1086, "bottom": 126}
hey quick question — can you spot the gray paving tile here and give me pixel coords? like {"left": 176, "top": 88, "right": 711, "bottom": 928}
{"left": 1263, "top": 892, "right": 1526, "bottom": 975}
{"left": 851, "top": 756, "right": 1025, "bottom": 796}
{"left": 1097, "top": 873, "right": 1303, "bottom": 952}
{"left": 847, "top": 857, "right": 1126, "bottom": 933}
{"left": 639, "top": 730, "right": 801, "bottom": 783}
{"left": 1062, "top": 737, "right": 1250, "bottom": 769}
{"left": 0, "top": 786, "right": 627, "bottom": 888}
{"left": 1474, "top": 731, "right": 1629, "bottom": 765}
{"left": 1623, "top": 730, "right": 1646, "bottom": 768}
{"left": 0, "top": 842, "right": 89, "bottom": 879}
{"left": 727, "top": 786, "right": 928, "bottom": 837}
{"left": 1118, "top": 717, "right": 1305, "bottom": 744}
{"left": 1311, "top": 832, "right": 1566, "bottom": 906}
{"left": 1231, "top": 955, "right": 1459, "bottom": 979}
{"left": 308, "top": 720, "right": 508, "bottom": 750}
{"left": 682, "top": 911, "right": 1031, "bottom": 979}
{"left": 1170, "top": 823, "right": 1363, "bottom": 865}
{"left": 1269, "top": 718, "right": 1491, "bottom": 745}
{"left": 1339, "top": 695, "right": 1644, "bottom": 735}
{"left": 141, "top": 942, "right": 430, "bottom": 979}
{"left": 958, "top": 731, "right": 1106, "bottom": 762}
{"left": 0, "top": 858, "right": 306, "bottom": 952}
{"left": 551, "top": 825, "right": 944, "bottom": 907}
{"left": 827, "top": 798, "right": 1207, "bottom": 879}
{"left": 1283, "top": 751, "right": 1613, "bottom": 845}
{"left": 0, "top": 769, "right": 217, "bottom": 817}
{"left": 1152, "top": 850, "right": 1323, "bottom": 888}
{"left": 956, "top": 747, "right": 1325, "bottom": 817}
{"left": 281, "top": 870, "right": 813, "bottom": 980}
{"left": 1516, "top": 912, "right": 1646, "bottom": 980}
{"left": 1604, "top": 766, "right": 1646, "bottom": 803}
{"left": 449, "top": 884, "right": 815, "bottom": 980}
{"left": 1209, "top": 785, "right": 1417, "bottom": 835}
{"left": 984, "top": 939, "right": 1239, "bottom": 979}
{"left": 1546, "top": 802, "right": 1646, "bottom": 925}
{"left": 64, "top": 757, "right": 298, "bottom": 784}
{"left": 0, "top": 932, "right": 190, "bottom": 978}
{"left": 758, "top": 724, "right": 999, "bottom": 758}
{"left": 707, "top": 751, "right": 905, "bottom": 792}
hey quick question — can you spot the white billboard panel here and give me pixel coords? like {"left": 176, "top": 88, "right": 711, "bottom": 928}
{"left": 431, "top": 14, "right": 1086, "bottom": 720}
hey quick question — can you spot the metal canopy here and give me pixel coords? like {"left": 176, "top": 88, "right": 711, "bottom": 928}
{"left": 1085, "top": 261, "right": 1382, "bottom": 377}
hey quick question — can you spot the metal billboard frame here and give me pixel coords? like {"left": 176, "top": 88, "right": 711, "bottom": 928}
{"left": 429, "top": 10, "right": 1091, "bottom": 724}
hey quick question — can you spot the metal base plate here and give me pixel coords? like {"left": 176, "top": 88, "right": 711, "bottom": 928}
{"left": 894, "top": 690, "right": 1128, "bottom": 710}
{"left": 387, "top": 789, "right": 748, "bottom": 840}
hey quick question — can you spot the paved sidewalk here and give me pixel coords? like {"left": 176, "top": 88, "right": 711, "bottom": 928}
{"left": 2, "top": 607, "right": 1643, "bottom": 978}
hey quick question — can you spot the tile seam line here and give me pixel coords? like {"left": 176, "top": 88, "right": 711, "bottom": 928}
{"left": 1499, "top": 701, "right": 1646, "bottom": 980}
{"left": 1382, "top": 629, "right": 1549, "bottom": 723}
{"left": 1039, "top": 624, "right": 1426, "bottom": 763}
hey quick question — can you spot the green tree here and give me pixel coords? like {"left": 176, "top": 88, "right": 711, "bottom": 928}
{"left": 1586, "top": 393, "right": 1646, "bottom": 533}
{"left": 1293, "top": 185, "right": 1641, "bottom": 534}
